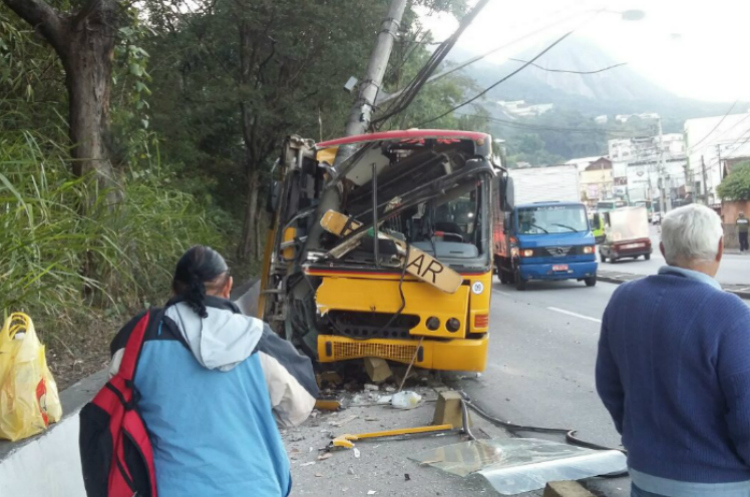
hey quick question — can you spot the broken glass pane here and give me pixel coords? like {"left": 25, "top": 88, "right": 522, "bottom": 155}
{"left": 411, "top": 438, "right": 626, "bottom": 495}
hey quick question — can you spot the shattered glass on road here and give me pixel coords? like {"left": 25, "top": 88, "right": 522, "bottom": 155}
{"left": 411, "top": 437, "right": 627, "bottom": 495}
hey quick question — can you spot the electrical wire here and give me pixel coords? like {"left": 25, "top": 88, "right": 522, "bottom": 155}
{"left": 416, "top": 31, "right": 574, "bottom": 127}
{"left": 371, "top": 0, "right": 492, "bottom": 127}
{"left": 386, "top": 2, "right": 598, "bottom": 108}
{"left": 686, "top": 100, "right": 740, "bottom": 153}
{"left": 507, "top": 58, "right": 627, "bottom": 75}
{"left": 455, "top": 112, "right": 649, "bottom": 136}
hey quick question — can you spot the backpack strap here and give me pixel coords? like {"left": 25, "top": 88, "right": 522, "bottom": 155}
{"left": 117, "top": 311, "right": 151, "bottom": 382}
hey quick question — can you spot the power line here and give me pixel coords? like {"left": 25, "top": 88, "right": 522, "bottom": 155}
{"left": 455, "top": 112, "right": 648, "bottom": 136}
{"left": 373, "top": 3, "right": 594, "bottom": 119}
{"left": 371, "top": 0, "right": 492, "bottom": 127}
{"left": 686, "top": 100, "right": 739, "bottom": 153}
{"left": 416, "top": 30, "right": 574, "bottom": 127}
{"left": 507, "top": 58, "right": 627, "bottom": 75}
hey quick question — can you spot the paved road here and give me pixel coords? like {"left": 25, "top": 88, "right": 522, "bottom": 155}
{"left": 461, "top": 278, "right": 750, "bottom": 497}
{"left": 598, "top": 227, "right": 750, "bottom": 286}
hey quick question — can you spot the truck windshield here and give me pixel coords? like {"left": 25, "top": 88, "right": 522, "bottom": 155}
{"left": 517, "top": 205, "right": 588, "bottom": 234}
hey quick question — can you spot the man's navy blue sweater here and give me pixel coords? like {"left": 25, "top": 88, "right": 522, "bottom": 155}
{"left": 597, "top": 271, "right": 750, "bottom": 483}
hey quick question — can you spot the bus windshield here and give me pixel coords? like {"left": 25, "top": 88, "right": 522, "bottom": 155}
{"left": 517, "top": 205, "right": 589, "bottom": 234}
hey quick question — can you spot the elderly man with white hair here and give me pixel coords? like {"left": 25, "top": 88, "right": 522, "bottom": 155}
{"left": 596, "top": 204, "right": 750, "bottom": 497}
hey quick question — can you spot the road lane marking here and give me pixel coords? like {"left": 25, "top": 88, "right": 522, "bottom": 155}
{"left": 547, "top": 307, "right": 602, "bottom": 324}
{"left": 493, "top": 290, "right": 514, "bottom": 298}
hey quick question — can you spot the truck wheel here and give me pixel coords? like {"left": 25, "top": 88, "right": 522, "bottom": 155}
{"left": 585, "top": 277, "right": 597, "bottom": 287}
{"left": 645, "top": 254, "right": 651, "bottom": 261}
{"left": 515, "top": 270, "right": 527, "bottom": 291}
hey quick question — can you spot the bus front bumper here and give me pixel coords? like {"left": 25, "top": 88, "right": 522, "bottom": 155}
{"left": 317, "top": 335, "right": 489, "bottom": 372}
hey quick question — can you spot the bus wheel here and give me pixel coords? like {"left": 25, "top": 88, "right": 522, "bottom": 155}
{"left": 585, "top": 277, "right": 597, "bottom": 287}
{"left": 515, "top": 271, "right": 527, "bottom": 291}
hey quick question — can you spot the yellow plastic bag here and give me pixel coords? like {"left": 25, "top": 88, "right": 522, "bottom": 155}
{"left": 0, "top": 313, "right": 63, "bottom": 441}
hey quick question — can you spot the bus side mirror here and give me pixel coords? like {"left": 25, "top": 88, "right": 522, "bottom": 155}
{"left": 504, "top": 212, "right": 512, "bottom": 233}
{"left": 266, "top": 180, "right": 281, "bottom": 214}
{"left": 593, "top": 213, "right": 601, "bottom": 227}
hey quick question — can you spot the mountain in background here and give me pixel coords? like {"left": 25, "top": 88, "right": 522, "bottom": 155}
{"left": 444, "top": 37, "right": 744, "bottom": 164}
{"left": 448, "top": 37, "right": 739, "bottom": 127}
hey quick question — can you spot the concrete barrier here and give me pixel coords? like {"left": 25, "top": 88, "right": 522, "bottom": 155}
{"left": 0, "top": 370, "right": 107, "bottom": 496}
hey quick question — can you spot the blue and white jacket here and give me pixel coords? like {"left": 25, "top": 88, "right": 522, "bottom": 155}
{"left": 109, "top": 296, "right": 318, "bottom": 497}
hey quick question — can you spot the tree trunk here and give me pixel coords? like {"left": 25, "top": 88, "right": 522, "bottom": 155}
{"left": 255, "top": 209, "right": 263, "bottom": 259}
{"left": 239, "top": 167, "right": 261, "bottom": 261}
{"left": 63, "top": 3, "right": 120, "bottom": 208}
{"left": 2, "top": 0, "right": 121, "bottom": 206}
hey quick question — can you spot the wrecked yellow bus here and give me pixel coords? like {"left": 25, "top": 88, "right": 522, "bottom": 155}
{"left": 258, "top": 130, "right": 511, "bottom": 372}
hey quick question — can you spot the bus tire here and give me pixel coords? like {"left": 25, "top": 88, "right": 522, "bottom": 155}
{"left": 645, "top": 254, "right": 651, "bottom": 261}
{"left": 515, "top": 271, "right": 527, "bottom": 291}
{"left": 585, "top": 277, "right": 597, "bottom": 287}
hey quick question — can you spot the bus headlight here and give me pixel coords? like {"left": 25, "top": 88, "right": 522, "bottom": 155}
{"left": 583, "top": 246, "right": 595, "bottom": 254}
{"left": 521, "top": 249, "right": 534, "bottom": 257}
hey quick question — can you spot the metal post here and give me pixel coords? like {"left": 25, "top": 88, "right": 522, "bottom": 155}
{"left": 334, "top": 0, "right": 408, "bottom": 166}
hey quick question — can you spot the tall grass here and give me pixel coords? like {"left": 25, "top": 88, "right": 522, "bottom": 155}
{"left": 0, "top": 127, "right": 229, "bottom": 348}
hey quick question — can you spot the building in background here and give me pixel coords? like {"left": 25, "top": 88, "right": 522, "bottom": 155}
{"left": 580, "top": 158, "right": 614, "bottom": 206}
{"left": 607, "top": 133, "right": 687, "bottom": 208}
{"left": 565, "top": 156, "right": 608, "bottom": 174}
{"left": 685, "top": 111, "right": 750, "bottom": 205}
{"left": 497, "top": 100, "right": 554, "bottom": 118}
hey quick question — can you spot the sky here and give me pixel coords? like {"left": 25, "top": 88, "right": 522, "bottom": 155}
{"left": 421, "top": 0, "right": 750, "bottom": 103}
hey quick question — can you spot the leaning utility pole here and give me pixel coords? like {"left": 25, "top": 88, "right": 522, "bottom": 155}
{"left": 306, "top": 0, "right": 408, "bottom": 253}
{"left": 334, "top": 0, "right": 408, "bottom": 166}
{"left": 701, "top": 155, "right": 709, "bottom": 205}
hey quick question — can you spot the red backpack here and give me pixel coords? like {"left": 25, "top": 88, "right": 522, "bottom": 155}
{"left": 79, "top": 311, "right": 158, "bottom": 497}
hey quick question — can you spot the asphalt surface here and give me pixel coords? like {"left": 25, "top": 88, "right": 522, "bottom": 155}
{"left": 599, "top": 227, "right": 750, "bottom": 286}
{"left": 461, "top": 279, "right": 628, "bottom": 496}
{"left": 461, "top": 265, "right": 750, "bottom": 497}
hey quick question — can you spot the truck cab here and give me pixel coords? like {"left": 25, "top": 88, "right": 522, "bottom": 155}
{"left": 495, "top": 201, "right": 598, "bottom": 290}
{"left": 598, "top": 206, "right": 653, "bottom": 263}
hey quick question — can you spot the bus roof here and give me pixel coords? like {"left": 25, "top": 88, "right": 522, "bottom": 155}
{"left": 317, "top": 129, "right": 490, "bottom": 149}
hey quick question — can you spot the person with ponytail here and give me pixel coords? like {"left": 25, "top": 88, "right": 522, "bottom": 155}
{"left": 107, "top": 246, "right": 318, "bottom": 497}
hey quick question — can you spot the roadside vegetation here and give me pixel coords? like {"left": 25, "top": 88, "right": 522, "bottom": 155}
{"left": 0, "top": 0, "right": 483, "bottom": 386}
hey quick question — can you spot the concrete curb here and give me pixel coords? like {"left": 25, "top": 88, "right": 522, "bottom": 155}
{"left": 597, "top": 273, "right": 750, "bottom": 300}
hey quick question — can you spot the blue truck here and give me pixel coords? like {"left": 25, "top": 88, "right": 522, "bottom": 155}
{"left": 492, "top": 165, "right": 598, "bottom": 291}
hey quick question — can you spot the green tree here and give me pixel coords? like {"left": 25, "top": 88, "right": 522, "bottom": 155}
{"left": 718, "top": 161, "right": 750, "bottom": 200}
{"left": 142, "top": 0, "right": 472, "bottom": 261}
{"left": 0, "top": 0, "right": 147, "bottom": 206}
